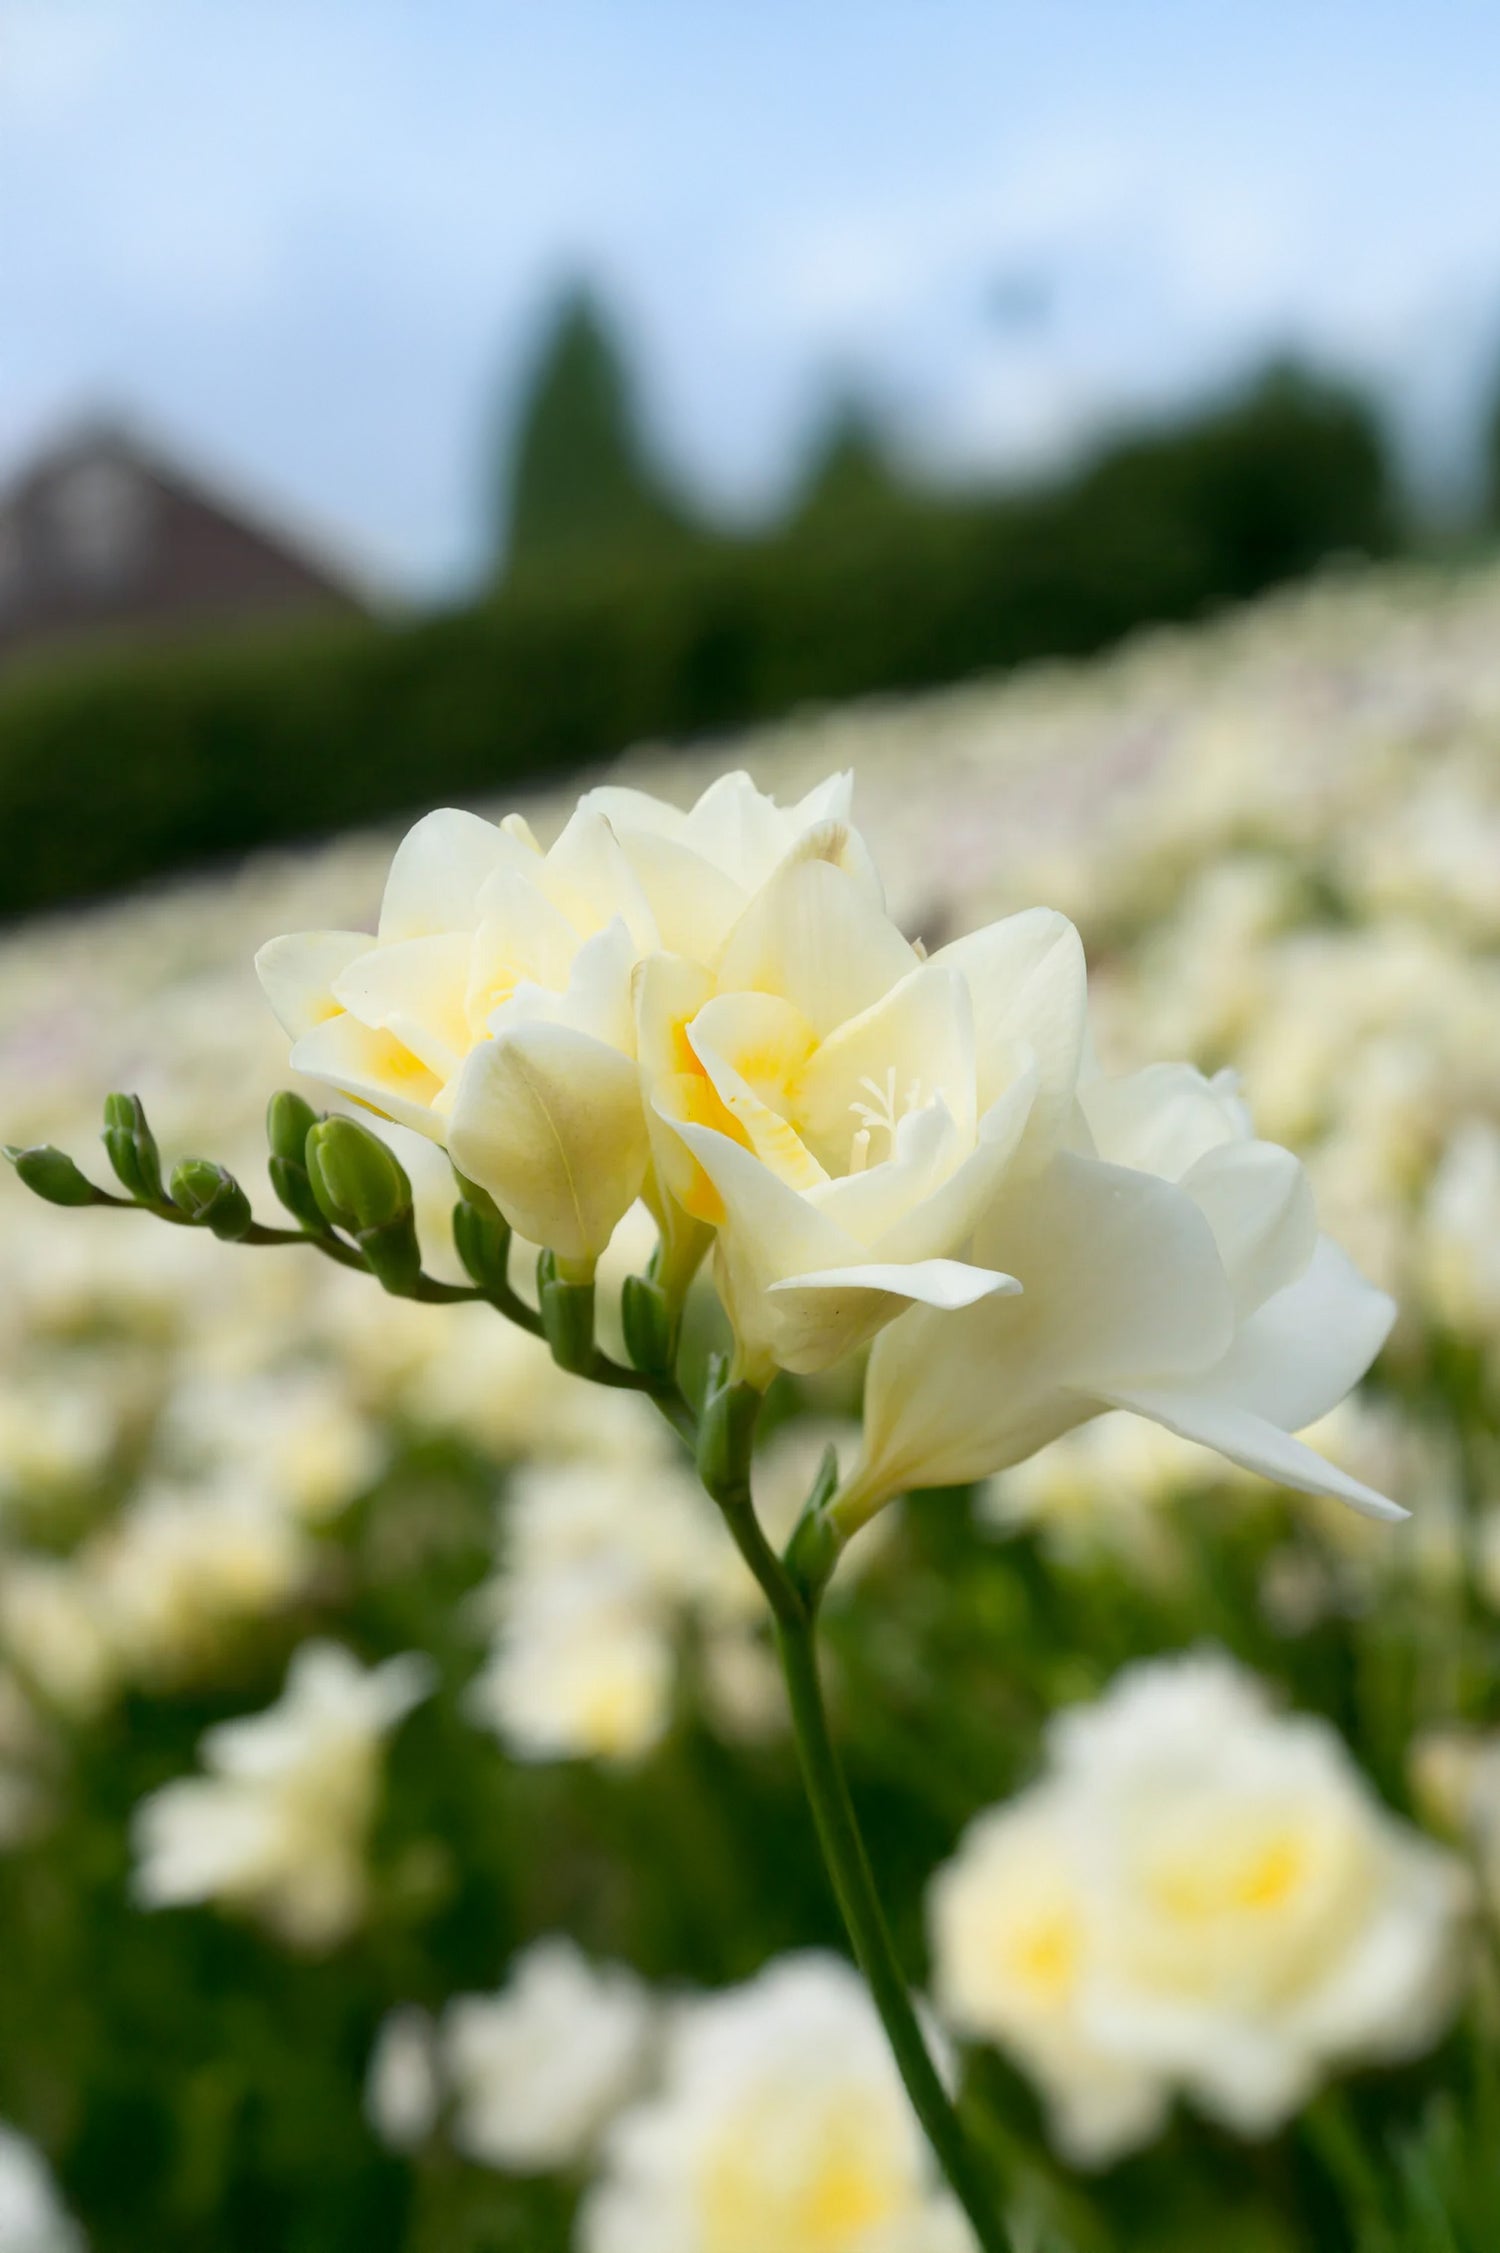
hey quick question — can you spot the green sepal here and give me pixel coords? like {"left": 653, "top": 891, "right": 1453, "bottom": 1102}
{"left": 4, "top": 1143, "right": 104, "bottom": 1207}
{"left": 537, "top": 1248, "right": 596, "bottom": 1374}
{"left": 621, "top": 1271, "right": 678, "bottom": 1378}
{"left": 102, "top": 1092, "right": 164, "bottom": 1203}
{"left": 169, "top": 1157, "right": 254, "bottom": 1241}
{"left": 356, "top": 1215, "right": 424, "bottom": 1297}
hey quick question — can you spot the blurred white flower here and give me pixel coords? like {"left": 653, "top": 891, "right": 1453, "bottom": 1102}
{"left": 365, "top": 2006, "right": 441, "bottom": 2153}
{"left": 133, "top": 1640, "right": 431, "bottom": 1949}
{"left": 580, "top": 1953, "right": 973, "bottom": 2253}
{"left": 841, "top": 1063, "right": 1399, "bottom": 1534}
{"left": 88, "top": 1479, "right": 314, "bottom": 1680}
{"left": 442, "top": 1938, "right": 657, "bottom": 2173}
{"left": 1421, "top": 1118, "right": 1500, "bottom": 1344}
{"left": 930, "top": 1652, "right": 1470, "bottom": 2162}
{"left": 1410, "top": 1724, "right": 1500, "bottom": 1918}
{"left": 0, "top": 2123, "right": 84, "bottom": 2253}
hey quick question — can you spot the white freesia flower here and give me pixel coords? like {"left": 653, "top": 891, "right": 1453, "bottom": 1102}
{"left": 580, "top": 1953, "right": 973, "bottom": 2253}
{"left": 366, "top": 2007, "right": 441, "bottom": 2152}
{"left": 928, "top": 1787, "right": 1170, "bottom": 2167}
{"left": 838, "top": 1062, "right": 1401, "bottom": 1531}
{"left": 442, "top": 1938, "right": 657, "bottom": 2173}
{"left": 644, "top": 874, "right": 1085, "bottom": 1377}
{"left": 133, "top": 1640, "right": 431, "bottom": 1949}
{"left": 930, "top": 1653, "right": 1470, "bottom": 2162}
{"left": 0, "top": 2124, "right": 85, "bottom": 2253}
{"left": 256, "top": 772, "right": 861, "bottom": 1265}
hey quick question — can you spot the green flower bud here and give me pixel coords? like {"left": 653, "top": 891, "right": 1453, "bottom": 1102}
{"left": 266, "top": 1090, "right": 319, "bottom": 1165}
{"left": 102, "top": 1092, "right": 164, "bottom": 1204}
{"left": 697, "top": 1365, "right": 763, "bottom": 1506}
{"left": 306, "top": 1117, "right": 422, "bottom": 1295}
{"left": 784, "top": 1443, "right": 844, "bottom": 1605}
{"left": 537, "top": 1248, "right": 596, "bottom": 1375}
{"left": 622, "top": 1271, "right": 678, "bottom": 1378}
{"left": 266, "top": 1092, "right": 327, "bottom": 1231}
{"left": 306, "top": 1117, "right": 411, "bottom": 1235}
{"left": 452, "top": 1181, "right": 512, "bottom": 1294}
{"left": 169, "top": 1157, "right": 254, "bottom": 1241}
{"left": 4, "top": 1143, "right": 102, "bottom": 1207}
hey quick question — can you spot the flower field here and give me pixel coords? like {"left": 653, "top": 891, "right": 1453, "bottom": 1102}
{"left": 1, "top": 558, "right": 1499, "bottom": 2252}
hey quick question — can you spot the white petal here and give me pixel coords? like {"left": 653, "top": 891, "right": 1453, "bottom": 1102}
{"left": 1102, "top": 1386, "right": 1406, "bottom": 1521}
{"left": 608, "top": 826, "right": 749, "bottom": 958}
{"left": 717, "top": 857, "right": 916, "bottom": 1037}
{"left": 1179, "top": 1138, "right": 1317, "bottom": 1319}
{"left": 255, "top": 931, "right": 370, "bottom": 1040}
{"left": 1142, "top": 1234, "right": 1395, "bottom": 1436}
{"left": 932, "top": 908, "right": 1087, "bottom": 1145}
{"left": 378, "top": 810, "right": 511, "bottom": 941}
{"left": 1081, "top": 1062, "right": 1249, "bottom": 1180}
{"left": 448, "top": 1025, "right": 648, "bottom": 1263}
{"left": 770, "top": 1259, "right": 1019, "bottom": 1308}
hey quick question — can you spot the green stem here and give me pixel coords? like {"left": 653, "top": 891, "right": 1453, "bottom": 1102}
{"left": 773, "top": 1598, "right": 1011, "bottom": 2252}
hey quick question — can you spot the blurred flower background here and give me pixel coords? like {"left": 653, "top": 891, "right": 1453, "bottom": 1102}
{"left": 3, "top": 6, "right": 1500, "bottom": 2250}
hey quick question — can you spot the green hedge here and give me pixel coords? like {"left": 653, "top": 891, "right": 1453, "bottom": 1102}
{"left": 0, "top": 367, "right": 1397, "bottom": 918}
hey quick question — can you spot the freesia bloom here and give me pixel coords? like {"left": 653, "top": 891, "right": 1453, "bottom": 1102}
{"left": 643, "top": 869, "right": 1086, "bottom": 1376}
{"left": 580, "top": 1953, "right": 973, "bottom": 2253}
{"left": 133, "top": 1640, "right": 431, "bottom": 1949}
{"left": 256, "top": 773, "right": 864, "bottom": 1265}
{"left": 930, "top": 1652, "right": 1469, "bottom": 2163}
{"left": 442, "top": 1938, "right": 657, "bottom": 2173}
{"left": 836, "top": 1062, "right": 1403, "bottom": 1531}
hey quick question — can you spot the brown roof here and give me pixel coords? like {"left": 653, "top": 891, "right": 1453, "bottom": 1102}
{"left": 0, "top": 419, "right": 375, "bottom": 667}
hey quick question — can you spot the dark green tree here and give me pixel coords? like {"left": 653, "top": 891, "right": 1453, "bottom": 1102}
{"left": 788, "top": 398, "right": 919, "bottom": 540}
{"left": 499, "top": 287, "right": 694, "bottom": 577}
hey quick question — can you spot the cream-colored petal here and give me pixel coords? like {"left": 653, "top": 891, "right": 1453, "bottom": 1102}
{"left": 609, "top": 826, "right": 749, "bottom": 958}
{"left": 288, "top": 1015, "right": 447, "bottom": 1139}
{"left": 1139, "top": 1235, "right": 1395, "bottom": 1439}
{"left": 771, "top": 1259, "right": 1019, "bottom": 1307}
{"left": 255, "top": 931, "right": 370, "bottom": 1040}
{"left": 1081, "top": 1062, "right": 1250, "bottom": 1181}
{"left": 717, "top": 857, "right": 916, "bottom": 1038}
{"left": 790, "top": 962, "right": 976, "bottom": 1172}
{"left": 1101, "top": 1387, "right": 1405, "bottom": 1521}
{"left": 467, "top": 872, "right": 585, "bottom": 1027}
{"left": 811, "top": 1098, "right": 962, "bottom": 1247}
{"left": 490, "top": 919, "right": 639, "bottom": 1056}
{"left": 686, "top": 992, "right": 826, "bottom": 1193}
{"left": 332, "top": 933, "right": 474, "bottom": 1079}
{"left": 843, "top": 1154, "right": 1235, "bottom": 1516}
{"left": 447, "top": 1025, "right": 648, "bottom": 1264}
{"left": 377, "top": 809, "right": 511, "bottom": 941}
{"left": 1179, "top": 1139, "right": 1317, "bottom": 1320}
{"left": 932, "top": 908, "right": 1087, "bottom": 1143}
{"left": 539, "top": 806, "right": 657, "bottom": 950}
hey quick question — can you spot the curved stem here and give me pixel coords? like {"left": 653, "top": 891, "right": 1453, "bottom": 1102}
{"left": 774, "top": 1598, "right": 1011, "bottom": 2253}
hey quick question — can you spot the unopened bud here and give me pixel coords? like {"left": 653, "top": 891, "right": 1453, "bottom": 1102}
{"left": 4, "top": 1144, "right": 102, "bottom": 1207}
{"left": 102, "top": 1093, "right": 164, "bottom": 1204}
{"left": 306, "top": 1117, "right": 421, "bottom": 1293}
{"left": 452, "top": 1171, "right": 512, "bottom": 1294}
{"left": 266, "top": 1092, "right": 325, "bottom": 1232}
{"left": 537, "top": 1248, "right": 596, "bottom": 1374}
{"left": 697, "top": 1363, "right": 763, "bottom": 1506}
{"left": 170, "top": 1157, "right": 254, "bottom": 1241}
{"left": 784, "top": 1444, "right": 845, "bottom": 1605}
{"left": 622, "top": 1272, "right": 677, "bottom": 1378}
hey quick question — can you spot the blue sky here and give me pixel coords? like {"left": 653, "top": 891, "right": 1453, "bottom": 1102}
{"left": 5, "top": 1, "right": 1500, "bottom": 592}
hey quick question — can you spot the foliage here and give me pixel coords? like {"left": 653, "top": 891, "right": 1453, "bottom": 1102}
{"left": 0, "top": 363, "right": 1397, "bottom": 921}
